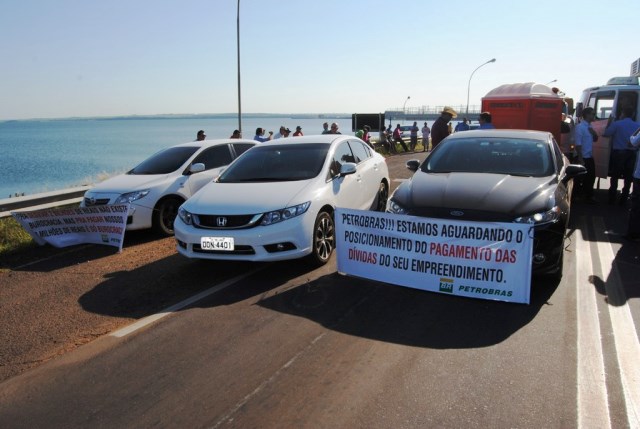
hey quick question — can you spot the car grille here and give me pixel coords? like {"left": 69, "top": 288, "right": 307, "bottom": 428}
{"left": 194, "top": 214, "right": 261, "bottom": 229}
{"left": 84, "top": 197, "right": 111, "bottom": 206}
{"left": 193, "top": 244, "right": 256, "bottom": 255}
{"left": 408, "top": 207, "right": 513, "bottom": 222}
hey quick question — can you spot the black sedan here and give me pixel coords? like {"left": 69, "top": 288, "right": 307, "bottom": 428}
{"left": 387, "top": 129, "right": 586, "bottom": 277}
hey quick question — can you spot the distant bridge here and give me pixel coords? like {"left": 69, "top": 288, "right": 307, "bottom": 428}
{"left": 384, "top": 105, "right": 483, "bottom": 122}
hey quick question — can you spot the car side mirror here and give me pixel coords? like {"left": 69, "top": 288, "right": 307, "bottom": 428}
{"left": 406, "top": 159, "right": 421, "bottom": 172}
{"left": 340, "top": 163, "right": 357, "bottom": 176}
{"left": 565, "top": 164, "right": 587, "bottom": 180}
{"left": 189, "top": 163, "right": 206, "bottom": 174}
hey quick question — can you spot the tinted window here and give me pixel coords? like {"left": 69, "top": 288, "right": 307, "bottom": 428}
{"left": 192, "top": 145, "right": 233, "bottom": 170}
{"left": 424, "top": 137, "right": 553, "bottom": 177}
{"left": 218, "top": 143, "right": 329, "bottom": 182}
{"left": 349, "top": 140, "right": 370, "bottom": 163}
{"left": 330, "top": 142, "right": 356, "bottom": 177}
{"left": 232, "top": 143, "right": 255, "bottom": 157}
{"left": 129, "top": 146, "right": 199, "bottom": 175}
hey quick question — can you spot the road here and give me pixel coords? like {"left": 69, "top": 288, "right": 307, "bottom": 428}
{"left": 0, "top": 152, "right": 639, "bottom": 428}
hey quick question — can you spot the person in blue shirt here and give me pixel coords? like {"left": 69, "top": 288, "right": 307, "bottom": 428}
{"left": 253, "top": 127, "right": 273, "bottom": 142}
{"left": 603, "top": 106, "right": 640, "bottom": 205}
{"left": 625, "top": 126, "right": 640, "bottom": 240}
{"left": 455, "top": 117, "right": 470, "bottom": 132}
{"left": 478, "top": 112, "right": 496, "bottom": 129}
{"left": 575, "top": 107, "right": 598, "bottom": 204}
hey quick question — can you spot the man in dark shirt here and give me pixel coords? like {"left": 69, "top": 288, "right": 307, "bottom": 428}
{"left": 431, "top": 106, "right": 457, "bottom": 149}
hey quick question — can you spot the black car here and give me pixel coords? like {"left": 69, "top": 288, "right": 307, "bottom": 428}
{"left": 387, "top": 129, "right": 586, "bottom": 277}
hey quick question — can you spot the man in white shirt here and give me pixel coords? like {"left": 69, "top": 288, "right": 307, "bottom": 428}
{"left": 575, "top": 107, "right": 598, "bottom": 204}
{"left": 421, "top": 122, "right": 430, "bottom": 152}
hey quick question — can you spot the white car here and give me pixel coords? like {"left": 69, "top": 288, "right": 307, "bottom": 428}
{"left": 174, "top": 135, "right": 390, "bottom": 265}
{"left": 81, "top": 139, "right": 256, "bottom": 235}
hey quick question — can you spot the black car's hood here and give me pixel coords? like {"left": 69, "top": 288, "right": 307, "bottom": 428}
{"left": 395, "top": 172, "right": 556, "bottom": 218}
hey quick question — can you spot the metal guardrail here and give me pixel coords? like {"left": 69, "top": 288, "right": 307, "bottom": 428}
{"left": 0, "top": 186, "right": 90, "bottom": 219}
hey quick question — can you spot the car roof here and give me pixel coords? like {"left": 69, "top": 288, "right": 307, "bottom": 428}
{"left": 446, "top": 129, "right": 552, "bottom": 140}
{"left": 171, "top": 139, "right": 257, "bottom": 149}
{"left": 257, "top": 134, "right": 352, "bottom": 146}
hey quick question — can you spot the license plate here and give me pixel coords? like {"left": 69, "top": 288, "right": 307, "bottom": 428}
{"left": 200, "top": 237, "right": 234, "bottom": 251}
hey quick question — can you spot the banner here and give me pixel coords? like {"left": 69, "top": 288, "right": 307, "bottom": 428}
{"left": 335, "top": 208, "right": 534, "bottom": 304}
{"left": 12, "top": 204, "right": 129, "bottom": 252}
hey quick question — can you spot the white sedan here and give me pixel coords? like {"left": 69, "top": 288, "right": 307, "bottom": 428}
{"left": 81, "top": 139, "right": 256, "bottom": 235}
{"left": 174, "top": 135, "right": 390, "bottom": 265}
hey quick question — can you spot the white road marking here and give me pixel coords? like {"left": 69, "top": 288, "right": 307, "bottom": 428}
{"left": 593, "top": 217, "right": 640, "bottom": 428}
{"left": 110, "top": 266, "right": 265, "bottom": 338}
{"left": 576, "top": 221, "right": 611, "bottom": 429}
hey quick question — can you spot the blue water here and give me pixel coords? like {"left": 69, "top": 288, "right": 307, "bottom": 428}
{"left": 0, "top": 116, "right": 364, "bottom": 197}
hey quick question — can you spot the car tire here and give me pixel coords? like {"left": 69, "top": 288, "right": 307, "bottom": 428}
{"left": 308, "top": 211, "right": 335, "bottom": 266}
{"left": 374, "top": 181, "right": 389, "bottom": 212}
{"left": 152, "top": 197, "right": 183, "bottom": 236}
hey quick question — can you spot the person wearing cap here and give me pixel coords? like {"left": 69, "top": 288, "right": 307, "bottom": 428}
{"left": 195, "top": 130, "right": 206, "bottom": 141}
{"left": 431, "top": 106, "right": 457, "bottom": 149}
{"left": 478, "top": 112, "right": 496, "bottom": 129}
{"left": 293, "top": 126, "right": 303, "bottom": 136}
{"left": 230, "top": 129, "right": 241, "bottom": 139}
{"left": 274, "top": 126, "right": 287, "bottom": 139}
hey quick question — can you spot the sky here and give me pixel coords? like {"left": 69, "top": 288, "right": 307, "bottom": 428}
{"left": 1, "top": 0, "right": 638, "bottom": 120}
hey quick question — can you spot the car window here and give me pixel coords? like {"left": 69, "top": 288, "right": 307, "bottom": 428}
{"left": 129, "top": 146, "right": 199, "bottom": 175}
{"left": 330, "top": 142, "right": 356, "bottom": 177}
{"left": 424, "top": 137, "right": 554, "bottom": 177}
{"left": 232, "top": 143, "right": 255, "bottom": 157}
{"left": 192, "top": 145, "right": 233, "bottom": 170}
{"left": 552, "top": 137, "right": 564, "bottom": 174}
{"left": 218, "top": 143, "right": 329, "bottom": 182}
{"left": 348, "top": 140, "right": 370, "bottom": 164}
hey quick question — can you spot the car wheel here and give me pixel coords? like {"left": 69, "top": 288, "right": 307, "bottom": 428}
{"left": 374, "top": 181, "right": 389, "bottom": 212}
{"left": 152, "top": 197, "right": 183, "bottom": 236}
{"left": 308, "top": 211, "right": 335, "bottom": 266}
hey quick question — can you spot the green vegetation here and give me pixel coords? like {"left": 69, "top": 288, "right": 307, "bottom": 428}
{"left": 0, "top": 216, "right": 35, "bottom": 256}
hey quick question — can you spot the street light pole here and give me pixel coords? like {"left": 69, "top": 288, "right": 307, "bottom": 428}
{"left": 545, "top": 79, "right": 557, "bottom": 85}
{"left": 466, "top": 58, "right": 496, "bottom": 116}
{"left": 403, "top": 96, "right": 410, "bottom": 113}
{"left": 236, "top": 0, "right": 242, "bottom": 134}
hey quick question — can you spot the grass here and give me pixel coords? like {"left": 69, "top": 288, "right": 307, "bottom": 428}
{"left": 0, "top": 216, "right": 36, "bottom": 256}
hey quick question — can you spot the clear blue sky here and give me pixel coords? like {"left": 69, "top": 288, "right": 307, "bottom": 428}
{"left": 1, "top": 0, "right": 637, "bottom": 120}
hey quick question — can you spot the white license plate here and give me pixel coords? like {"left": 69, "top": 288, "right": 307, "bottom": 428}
{"left": 200, "top": 237, "right": 234, "bottom": 251}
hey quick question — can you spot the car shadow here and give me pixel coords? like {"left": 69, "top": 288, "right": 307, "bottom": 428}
{"left": 255, "top": 272, "right": 558, "bottom": 349}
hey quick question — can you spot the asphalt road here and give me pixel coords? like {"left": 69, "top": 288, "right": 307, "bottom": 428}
{"left": 0, "top": 152, "right": 639, "bottom": 428}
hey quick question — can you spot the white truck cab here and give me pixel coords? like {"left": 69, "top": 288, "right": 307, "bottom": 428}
{"left": 575, "top": 76, "right": 640, "bottom": 178}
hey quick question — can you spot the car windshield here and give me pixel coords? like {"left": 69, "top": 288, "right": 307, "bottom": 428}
{"left": 128, "top": 146, "right": 199, "bottom": 175}
{"left": 218, "top": 143, "right": 329, "bottom": 183}
{"left": 423, "top": 137, "right": 554, "bottom": 177}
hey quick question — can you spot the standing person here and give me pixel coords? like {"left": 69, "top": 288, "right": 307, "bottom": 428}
{"left": 421, "top": 121, "right": 431, "bottom": 152}
{"left": 195, "top": 130, "right": 206, "bottom": 141}
{"left": 575, "top": 107, "right": 598, "bottom": 204}
{"left": 380, "top": 126, "right": 393, "bottom": 153}
{"left": 393, "top": 124, "right": 408, "bottom": 152}
{"left": 328, "top": 122, "right": 342, "bottom": 134}
{"left": 625, "top": 127, "right": 640, "bottom": 240}
{"left": 478, "top": 112, "right": 496, "bottom": 129}
{"left": 230, "top": 130, "right": 241, "bottom": 139}
{"left": 431, "top": 106, "right": 457, "bottom": 149}
{"left": 293, "top": 126, "right": 303, "bottom": 136}
{"left": 361, "top": 125, "right": 372, "bottom": 147}
{"left": 603, "top": 106, "right": 640, "bottom": 205}
{"left": 321, "top": 122, "right": 330, "bottom": 134}
{"left": 274, "top": 126, "right": 287, "bottom": 139}
{"left": 253, "top": 127, "right": 273, "bottom": 143}
{"left": 409, "top": 121, "right": 419, "bottom": 151}
{"left": 455, "top": 117, "right": 470, "bottom": 132}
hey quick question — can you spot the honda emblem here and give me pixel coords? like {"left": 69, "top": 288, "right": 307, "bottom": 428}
{"left": 216, "top": 217, "right": 228, "bottom": 227}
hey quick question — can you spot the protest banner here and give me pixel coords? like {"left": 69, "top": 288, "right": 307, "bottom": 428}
{"left": 335, "top": 208, "right": 534, "bottom": 304}
{"left": 12, "top": 204, "right": 129, "bottom": 252}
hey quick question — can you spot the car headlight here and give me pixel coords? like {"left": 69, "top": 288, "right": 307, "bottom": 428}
{"left": 386, "top": 198, "right": 408, "bottom": 215}
{"left": 260, "top": 201, "right": 311, "bottom": 226}
{"left": 115, "top": 190, "right": 150, "bottom": 204}
{"left": 178, "top": 207, "right": 193, "bottom": 225}
{"left": 514, "top": 207, "right": 560, "bottom": 225}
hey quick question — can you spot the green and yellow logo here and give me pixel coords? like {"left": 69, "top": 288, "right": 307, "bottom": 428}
{"left": 439, "top": 278, "right": 454, "bottom": 293}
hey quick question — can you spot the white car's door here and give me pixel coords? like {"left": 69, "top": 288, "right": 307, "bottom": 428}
{"left": 330, "top": 141, "right": 368, "bottom": 210}
{"left": 185, "top": 145, "right": 234, "bottom": 196}
{"left": 348, "top": 140, "right": 381, "bottom": 208}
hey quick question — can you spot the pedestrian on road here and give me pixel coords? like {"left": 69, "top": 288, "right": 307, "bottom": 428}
{"left": 575, "top": 107, "right": 598, "bottom": 204}
{"left": 409, "top": 121, "right": 419, "bottom": 151}
{"left": 431, "top": 106, "right": 457, "bottom": 149}
{"left": 625, "top": 126, "right": 640, "bottom": 240}
{"left": 603, "top": 106, "right": 640, "bottom": 205}
{"left": 393, "top": 124, "right": 409, "bottom": 152}
{"left": 421, "top": 121, "right": 430, "bottom": 152}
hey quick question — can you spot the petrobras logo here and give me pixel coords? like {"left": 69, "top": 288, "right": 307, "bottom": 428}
{"left": 439, "top": 278, "right": 454, "bottom": 293}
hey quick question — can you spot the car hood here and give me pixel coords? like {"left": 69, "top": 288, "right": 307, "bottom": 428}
{"left": 89, "top": 173, "right": 171, "bottom": 194}
{"left": 396, "top": 172, "right": 556, "bottom": 216}
{"left": 184, "top": 180, "right": 316, "bottom": 214}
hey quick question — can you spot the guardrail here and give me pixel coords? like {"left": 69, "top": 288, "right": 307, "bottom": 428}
{"left": 0, "top": 186, "right": 90, "bottom": 219}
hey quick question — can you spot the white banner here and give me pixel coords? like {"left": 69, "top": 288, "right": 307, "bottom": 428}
{"left": 12, "top": 204, "right": 129, "bottom": 252}
{"left": 336, "top": 208, "right": 534, "bottom": 304}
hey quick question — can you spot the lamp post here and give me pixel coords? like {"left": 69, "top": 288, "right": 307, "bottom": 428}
{"left": 545, "top": 79, "right": 557, "bottom": 85}
{"left": 466, "top": 58, "right": 496, "bottom": 116}
{"left": 236, "top": 0, "right": 242, "bottom": 134}
{"left": 403, "top": 96, "right": 410, "bottom": 113}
